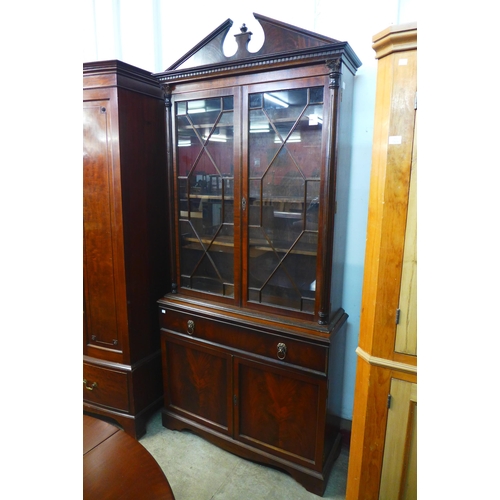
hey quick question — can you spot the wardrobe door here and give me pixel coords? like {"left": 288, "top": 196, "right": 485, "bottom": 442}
{"left": 83, "top": 98, "right": 124, "bottom": 354}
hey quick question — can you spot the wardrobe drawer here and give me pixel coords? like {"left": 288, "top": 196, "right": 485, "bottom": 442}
{"left": 83, "top": 363, "right": 129, "bottom": 412}
{"left": 159, "top": 307, "right": 328, "bottom": 373}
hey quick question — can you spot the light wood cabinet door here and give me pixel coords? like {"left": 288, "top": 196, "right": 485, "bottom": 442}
{"left": 379, "top": 378, "right": 417, "bottom": 500}
{"left": 395, "top": 117, "right": 417, "bottom": 356}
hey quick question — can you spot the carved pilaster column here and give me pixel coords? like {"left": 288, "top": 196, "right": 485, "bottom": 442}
{"left": 327, "top": 59, "right": 342, "bottom": 89}
{"left": 161, "top": 84, "right": 177, "bottom": 294}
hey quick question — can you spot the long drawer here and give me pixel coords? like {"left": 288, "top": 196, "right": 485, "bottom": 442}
{"left": 83, "top": 362, "right": 129, "bottom": 412}
{"left": 159, "top": 306, "right": 328, "bottom": 374}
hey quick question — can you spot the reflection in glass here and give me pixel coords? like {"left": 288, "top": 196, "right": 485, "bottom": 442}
{"left": 247, "top": 87, "right": 324, "bottom": 313}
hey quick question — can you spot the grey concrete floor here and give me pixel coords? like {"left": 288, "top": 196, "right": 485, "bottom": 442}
{"left": 140, "top": 410, "right": 348, "bottom": 500}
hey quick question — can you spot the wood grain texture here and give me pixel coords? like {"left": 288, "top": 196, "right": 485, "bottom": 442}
{"left": 378, "top": 379, "right": 417, "bottom": 500}
{"left": 346, "top": 360, "right": 392, "bottom": 500}
{"left": 163, "top": 334, "right": 232, "bottom": 434}
{"left": 357, "top": 43, "right": 417, "bottom": 360}
{"left": 83, "top": 60, "right": 169, "bottom": 438}
{"left": 235, "top": 357, "right": 323, "bottom": 465}
{"left": 395, "top": 116, "right": 417, "bottom": 355}
{"left": 83, "top": 415, "right": 175, "bottom": 500}
{"left": 83, "top": 98, "right": 123, "bottom": 353}
{"left": 346, "top": 23, "right": 417, "bottom": 500}
{"left": 156, "top": 16, "right": 360, "bottom": 496}
{"left": 159, "top": 311, "right": 342, "bottom": 496}
{"left": 161, "top": 13, "right": 360, "bottom": 81}
{"left": 83, "top": 414, "right": 120, "bottom": 455}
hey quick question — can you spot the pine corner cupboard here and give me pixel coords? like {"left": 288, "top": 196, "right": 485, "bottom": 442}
{"left": 83, "top": 60, "right": 169, "bottom": 439}
{"left": 346, "top": 22, "right": 417, "bottom": 500}
{"left": 155, "top": 14, "right": 361, "bottom": 496}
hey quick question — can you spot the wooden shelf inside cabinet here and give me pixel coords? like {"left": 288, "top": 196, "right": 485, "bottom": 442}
{"left": 250, "top": 240, "right": 317, "bottom": 257}
{"left": 182, "top": 236, "right": 316, "bottom": 257}
{"left": 182, "top": 236, "right": 234, "bottom": 250}
{"left": 184, "top": 194, "right": 235, "bottom": 200}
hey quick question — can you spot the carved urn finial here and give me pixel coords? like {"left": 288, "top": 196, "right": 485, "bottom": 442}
{"left": 234, "top": 22, "right": 253, "bottom": 57}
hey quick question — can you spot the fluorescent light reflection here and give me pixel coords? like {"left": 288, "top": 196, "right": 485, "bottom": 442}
{"left": 264, "top": 93, "right": 289, "bottom": 108}
{"left": 250, "top": 122, "right": 270, "bottom": 133}
{"left": 202, "top": 134, "right": 227, "bottom": 143}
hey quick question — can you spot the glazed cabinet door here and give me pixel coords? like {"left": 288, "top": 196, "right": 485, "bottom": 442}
{"left": 243, "top": 79, "right": 330, "bottom": 318}
{"left": 171, "top": 89, "right": 241, "bottom": 302}
{"left": 233, "top": 356, "right": 327, "bottom": 469}
{"left": 169, "top": 76, "right": 335, "bottom": 321}
{"left": 161, "top": 332, "right": 233, "bottom": 436}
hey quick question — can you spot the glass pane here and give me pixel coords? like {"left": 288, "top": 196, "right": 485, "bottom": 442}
{"left": 246, "top": 86, "right": 323, "bottom": 313}
{"left": 191, "top": 253, "right": 224, "bottom": 295}
{"left": 211, "top": 228, "right": 234, "bottom": 282}
{"left": 179, "top": 220, "right": 204, "bottom": 278}
{"left": 290, "top": 233, "right": 318, "bottom": 291}
{"left": 249, "top": 109, "right": 279, "bottom": 178}
{"left": 310, "top": 86, "right": 324, "bottom": 104}
{"left": 305, "top": 181, "right": 320, "bottom": 231}
{"left": 177, "top": 101, "right": 187, "bottom": 115}
{"left": 223, "top": 176, "right": 234, "bottom": 198}
{"left": 175, "top": 96, "right": 234, "bottom": 298}
{"left": 177, "top": 114, "right": 202, "bottom": 175}
{"left": 286, "top": 104, "right": 323, "bottom": 179}
{"left": 248, "top": 227, "right": 280, "bottom": 289}
{"left": 264, "top": 89, "right": 306, "bottom": 139}
{"left": 249, "top": 94, "right": 262, "bottom": 109}
{"left": 249, "top": 179, "right": 261, "bottom": 202}
{"left": 260, "top": 263, "right": 302, "bottom": 310}
{"left": 223, "top": 96, "right": 234, "bottom": 110}
{"left": 206, "top": 111, "right": 234, "bottom": 178}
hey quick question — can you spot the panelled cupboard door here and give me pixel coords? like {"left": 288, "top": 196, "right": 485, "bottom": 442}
{"left": 395, "top": 116, "right": 417, "bottom": 356}
{"left": 83, "top": 98, "right": 124, "bottom": 353}
{"left": 161, "top": 329, "right": 329, "bottom": 469}
{"left": 162, "top": 333, "right": 233, "bottom": 436}
{"left": 378, "top": 378, "right": 417, "bottom": 500}
{"left": 234, "top": 356, "right": 326, "bottom": 469}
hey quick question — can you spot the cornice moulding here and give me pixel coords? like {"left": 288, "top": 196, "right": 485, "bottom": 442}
{"left": 372, "top": 22, "right": 417, "bottom": 59}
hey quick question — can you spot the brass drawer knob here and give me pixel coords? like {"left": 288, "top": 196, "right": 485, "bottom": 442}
{"left": 83, "top": 379, "right": 98, "bottom": 391}
{"left": 277, "top": 342, "right": 287, "bottom": 360}
{"left": 187, "top": 320, "right": 195, "bottom": 335}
